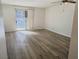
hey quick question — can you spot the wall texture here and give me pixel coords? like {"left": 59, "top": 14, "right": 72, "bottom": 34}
{"left": 45, "top": 3, "right": 75, "bottom": 37}
{"left": 0, "top": 1, "right": 8, "bottom": 59}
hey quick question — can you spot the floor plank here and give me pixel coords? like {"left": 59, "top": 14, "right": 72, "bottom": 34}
{"left": 5, "top": 29, "right": 70, "bottom": 59}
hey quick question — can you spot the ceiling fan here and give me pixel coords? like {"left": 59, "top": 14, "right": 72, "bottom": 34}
{"left": 50, "top": 0, "right": 76, "bottom": 5}
{"left": 62, "top": 0, "right": 76, "bottom": 3}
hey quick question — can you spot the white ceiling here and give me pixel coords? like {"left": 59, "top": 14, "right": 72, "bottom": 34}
{"left": 1, "top": 0, "right": 63, "bottom": 7}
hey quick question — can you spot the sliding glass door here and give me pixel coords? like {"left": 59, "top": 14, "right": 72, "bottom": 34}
{"left": 16, "top": 9, "right": 27, "bottom": 30}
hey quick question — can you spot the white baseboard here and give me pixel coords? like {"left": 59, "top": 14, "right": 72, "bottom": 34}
{"left": 45, "top": 28, "right": 71, "bottom": 38}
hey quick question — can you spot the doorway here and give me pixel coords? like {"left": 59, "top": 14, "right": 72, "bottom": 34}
{"left": 16, "top": 9, "right": 27, "bottom": 30}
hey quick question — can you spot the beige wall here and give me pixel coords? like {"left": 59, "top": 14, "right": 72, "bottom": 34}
{"left": 45, "top": 3, "right": 75, "bottom": 37}
{"left": 0, "top": 1, "right": 8, "bottom": 59}
{"left": 2, "top": 5, "right": 45, "bottom": 32}
{"left": 33, "top": 8, "right": 45, "bottom": 29}
{"left": 68, "top": 3, "right": 78, "bottom": 59}
{"left": 2, "top": 5, "right": 16, "bottom": 32}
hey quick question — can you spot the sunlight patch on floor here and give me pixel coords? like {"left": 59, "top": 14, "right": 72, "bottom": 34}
{"left": 19, "top": 31, "right": 39, "bottom": 35}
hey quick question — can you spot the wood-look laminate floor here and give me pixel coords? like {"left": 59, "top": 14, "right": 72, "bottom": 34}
{"left": 5, "top": 29, "right": 70, "bottom": 59}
